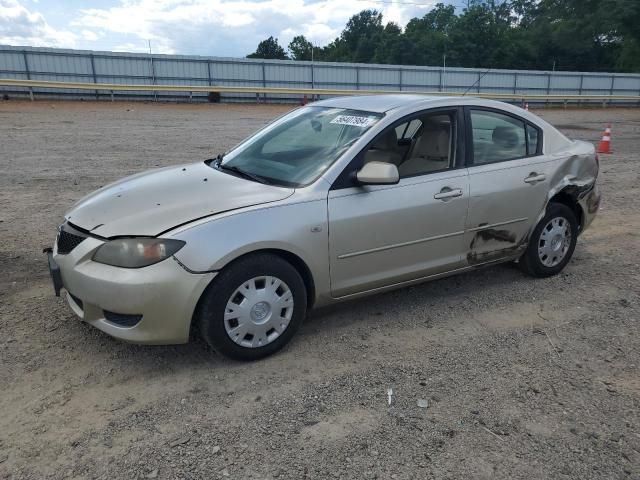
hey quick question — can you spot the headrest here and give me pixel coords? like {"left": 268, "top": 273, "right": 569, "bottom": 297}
{"left": 379, "top": 129, "right": 398, "bottom": 150}
{"left": 492, "top": 126, "right": 519, "bottom": 149}
{"left": 415, "top": 126, "right": 450, "bottom": 159}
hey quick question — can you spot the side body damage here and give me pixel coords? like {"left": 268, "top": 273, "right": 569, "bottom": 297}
{"left": 466, "top": 137, "right": 599, "bottom": 266}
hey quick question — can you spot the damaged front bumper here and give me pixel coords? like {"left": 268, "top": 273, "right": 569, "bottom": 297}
{"left": 49, "top": 237, "right": 215, "bottom": 344}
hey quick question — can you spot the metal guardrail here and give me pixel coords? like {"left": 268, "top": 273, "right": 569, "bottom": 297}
{"left": 1, "top": 78, "right": 639, "bottom": 104}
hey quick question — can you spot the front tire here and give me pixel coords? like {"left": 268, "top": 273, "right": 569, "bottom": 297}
{"left": 197, "top": 253, "right": 307, "bottom": 361}
{"left": 520, "top": 202, "right": 578, "bottom": 278}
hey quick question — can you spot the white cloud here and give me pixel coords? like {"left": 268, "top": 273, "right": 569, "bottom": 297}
{"left": 73, "top": 0, "right": 435, "bottom": 56}
{"left": 0, "top": 0, "right": 76, "bottom": 47}
{"left": 0, "top": 0, "right": 439, "bottom": 56}
{"left": 81, "top": 29, "right": 102, "bottom": 41}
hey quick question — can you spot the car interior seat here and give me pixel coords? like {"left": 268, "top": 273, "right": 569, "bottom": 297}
{"left": 491, "top": 125, "right": 524, "bottom": 160}
{"left": 364, "top": 129, "right": 403, "bottom": 166}
{"left": 398, "top": 120, "right": 451, "bottom": 177}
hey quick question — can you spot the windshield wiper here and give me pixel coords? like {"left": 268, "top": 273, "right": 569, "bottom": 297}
{"left": 218, "top": 164, "right": 271, "bottom": 184}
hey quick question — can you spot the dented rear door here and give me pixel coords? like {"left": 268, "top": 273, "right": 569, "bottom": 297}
{"left": 464, "top": 107, "right": 553, "bottom": 265}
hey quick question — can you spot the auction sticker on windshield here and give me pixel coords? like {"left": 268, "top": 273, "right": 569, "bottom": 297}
{"left": 330, "top": 115, "right": 378, "bottom": 128}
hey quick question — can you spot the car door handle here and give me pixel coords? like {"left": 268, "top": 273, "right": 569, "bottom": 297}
{"left": 524, "top": 173, "right": 546, "bottom": 184}
{"left": 434, "top": 187, "right": 463, "bottom": 200}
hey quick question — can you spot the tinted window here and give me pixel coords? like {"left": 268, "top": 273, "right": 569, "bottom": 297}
{"left": 527, "top": 124, "right": 540, "bottom": 155}
{"left": 470, "top": 110, "right": 527, "bottom": 164}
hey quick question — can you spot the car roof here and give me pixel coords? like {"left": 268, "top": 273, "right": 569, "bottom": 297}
{"left": 312, "top": 94, "right": 457, "bottom": 113}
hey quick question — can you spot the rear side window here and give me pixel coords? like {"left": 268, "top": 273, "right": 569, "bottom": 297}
{"left": 395, "top": 119, "right": 422, "bottom": 140}
{"left": 470, "top": 110, "right": 527, "bottom": 165}
{"left": 527, "top": 124, "right": 540, "bottom": 155}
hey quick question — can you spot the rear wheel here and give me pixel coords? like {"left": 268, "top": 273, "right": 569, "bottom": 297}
{"left": 197, "top": 253, "right": 307, "bottom": 361}
{"left": 519, "top": 202, "right": 578, "bottom": 278}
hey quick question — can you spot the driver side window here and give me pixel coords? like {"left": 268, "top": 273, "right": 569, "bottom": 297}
{"left": 363, "top": 111, "right": 456, "bottom": 178}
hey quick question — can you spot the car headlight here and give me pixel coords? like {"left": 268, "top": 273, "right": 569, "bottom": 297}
{"left": 92, "top": 238, "right": 185, "bottom": 268}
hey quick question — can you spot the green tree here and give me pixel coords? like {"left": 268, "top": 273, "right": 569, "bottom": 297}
{"left": 306, "top": 10, "right": 385, "bottom": 63}
{"left": 446, "top": 1, "right": 515, "bottom": 68}
{"left": 247, "top": 2, "right": 640, "bottom": 72}
{"left": 247, "top": 36, "right": 289, "bottom": 60}
{"left": 404, "top": 3, "right": 457, "bottom": 66}
{"left": 288, "top": 35, "right": 314, "bottom": 61}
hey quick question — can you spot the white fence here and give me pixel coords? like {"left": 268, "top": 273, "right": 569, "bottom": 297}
{"left": 1, "top": 45, "right": 639, "bottom": 104}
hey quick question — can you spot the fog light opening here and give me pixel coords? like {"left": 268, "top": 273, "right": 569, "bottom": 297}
{"left": 103, "top": 310, "right": 142, "bottom": 328}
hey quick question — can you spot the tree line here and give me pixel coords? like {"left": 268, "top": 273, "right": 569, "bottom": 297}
{"left": 247, "top": 0, "right": 640, "bottom": 72}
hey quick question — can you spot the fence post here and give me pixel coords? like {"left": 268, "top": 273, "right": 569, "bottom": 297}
{"left": 90, "top": 53, "right": 99, "bottom": 101}
{"left": 513, "top": 72, "right": 518, "bottom": 94}
{"left": 149, "top": 54, "right": 157, "bottom": 102}
{"left": 578, "top": 74, "right": 584, "bottom": 108}
{"left": 399, "top": 67, "right": 403, "bottom": 92}
{"left": 477, "top": 71, "right": 481, "bottom": 93}
{"left": 609, "top": 75, "right": 615, "bottom": 105}
{"left": 578, "top": 74, "right": 584, "bottom": 95}
{"left": 207, "top": 61, "right": 212, "bottom": 86}
{"left": 22, "top": 50, "right": 31, "bottom": 80}
{"left": 261, "top": 62, "right": 266, "bottom": 103}
{"left": 310, "top": 62, "right": 315, "bottom": 92}
{"left": 356, "top": 66, "right": 360, "bottom": 90}
{"left": 439, "top": 68, "right": 443, "bottom": 92}
{"left": 22, "top": 50, "right": 34, "bottom": 101}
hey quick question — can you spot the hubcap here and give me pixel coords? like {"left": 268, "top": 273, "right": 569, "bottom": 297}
{"left": 224, "top": 276, "right": 294, "bottom": 349}
{"left": 538, "top": 216, "right": 572, "bottom": 267}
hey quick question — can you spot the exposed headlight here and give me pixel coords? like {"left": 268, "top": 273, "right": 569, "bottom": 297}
{"left": 92, "top": 238, "right": 185, "bottom": 268}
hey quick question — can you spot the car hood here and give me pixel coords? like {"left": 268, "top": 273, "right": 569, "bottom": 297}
{"left": 65, "top": 162, "right": 294, "bottom": 237}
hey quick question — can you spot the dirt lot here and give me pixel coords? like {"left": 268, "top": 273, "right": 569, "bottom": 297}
{"left": 0, "top": 100, "right": 639, "bottom": 480}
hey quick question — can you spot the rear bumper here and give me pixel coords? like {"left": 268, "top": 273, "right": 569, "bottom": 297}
{"left": 578, "top": 182, "right": 601, "bottom": 232}
{"left": 53, "top": 237, "right": 215, "bottom": 344}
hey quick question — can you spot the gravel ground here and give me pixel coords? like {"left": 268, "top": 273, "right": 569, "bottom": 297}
{"left": 0, "top": 100, "right": 639, "bottom": 480}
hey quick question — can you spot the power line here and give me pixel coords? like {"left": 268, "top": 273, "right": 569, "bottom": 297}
{"left": 351, "top": 0, "right": 440, "bottom": 6}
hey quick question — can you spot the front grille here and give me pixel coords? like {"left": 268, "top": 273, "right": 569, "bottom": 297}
{"left": 103, "top": 310, "right": 143, "bottom": 328}
{"left": 57, "top": 225, "right": 88, "bottom": 255}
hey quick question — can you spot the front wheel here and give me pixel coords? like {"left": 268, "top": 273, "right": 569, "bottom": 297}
{"left": 197, "top": 253, "right": 307, "bottom": 361}
{"left": 519, "top": 202, "right": 578, "bottom": 278}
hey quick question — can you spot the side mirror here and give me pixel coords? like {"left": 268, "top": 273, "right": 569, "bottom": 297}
{"left": 356, "top": 161, "right": 400, "bottom": 186}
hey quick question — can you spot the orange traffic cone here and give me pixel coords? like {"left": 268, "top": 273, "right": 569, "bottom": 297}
{"left": 597, "top": 124, "right": 612, "bottom": 154}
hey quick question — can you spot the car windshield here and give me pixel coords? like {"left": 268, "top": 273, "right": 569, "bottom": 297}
{"left": 218, "top": 106, "right": 383, "bottom": 187}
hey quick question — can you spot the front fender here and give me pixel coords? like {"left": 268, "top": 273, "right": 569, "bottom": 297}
{"left": 169, "top": 200, "right": 331, "bottom": 302}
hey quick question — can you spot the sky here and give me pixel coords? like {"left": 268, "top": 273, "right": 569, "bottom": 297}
{"left": 0, "top": 0, "right": 462, "bottom": 58}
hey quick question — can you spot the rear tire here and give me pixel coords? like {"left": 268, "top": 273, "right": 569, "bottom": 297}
{"left": 519, "top": 202, "right": 578, "bottom": 278}
{"left": 197, "top": 253, "right": 307, "bottom": 361}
